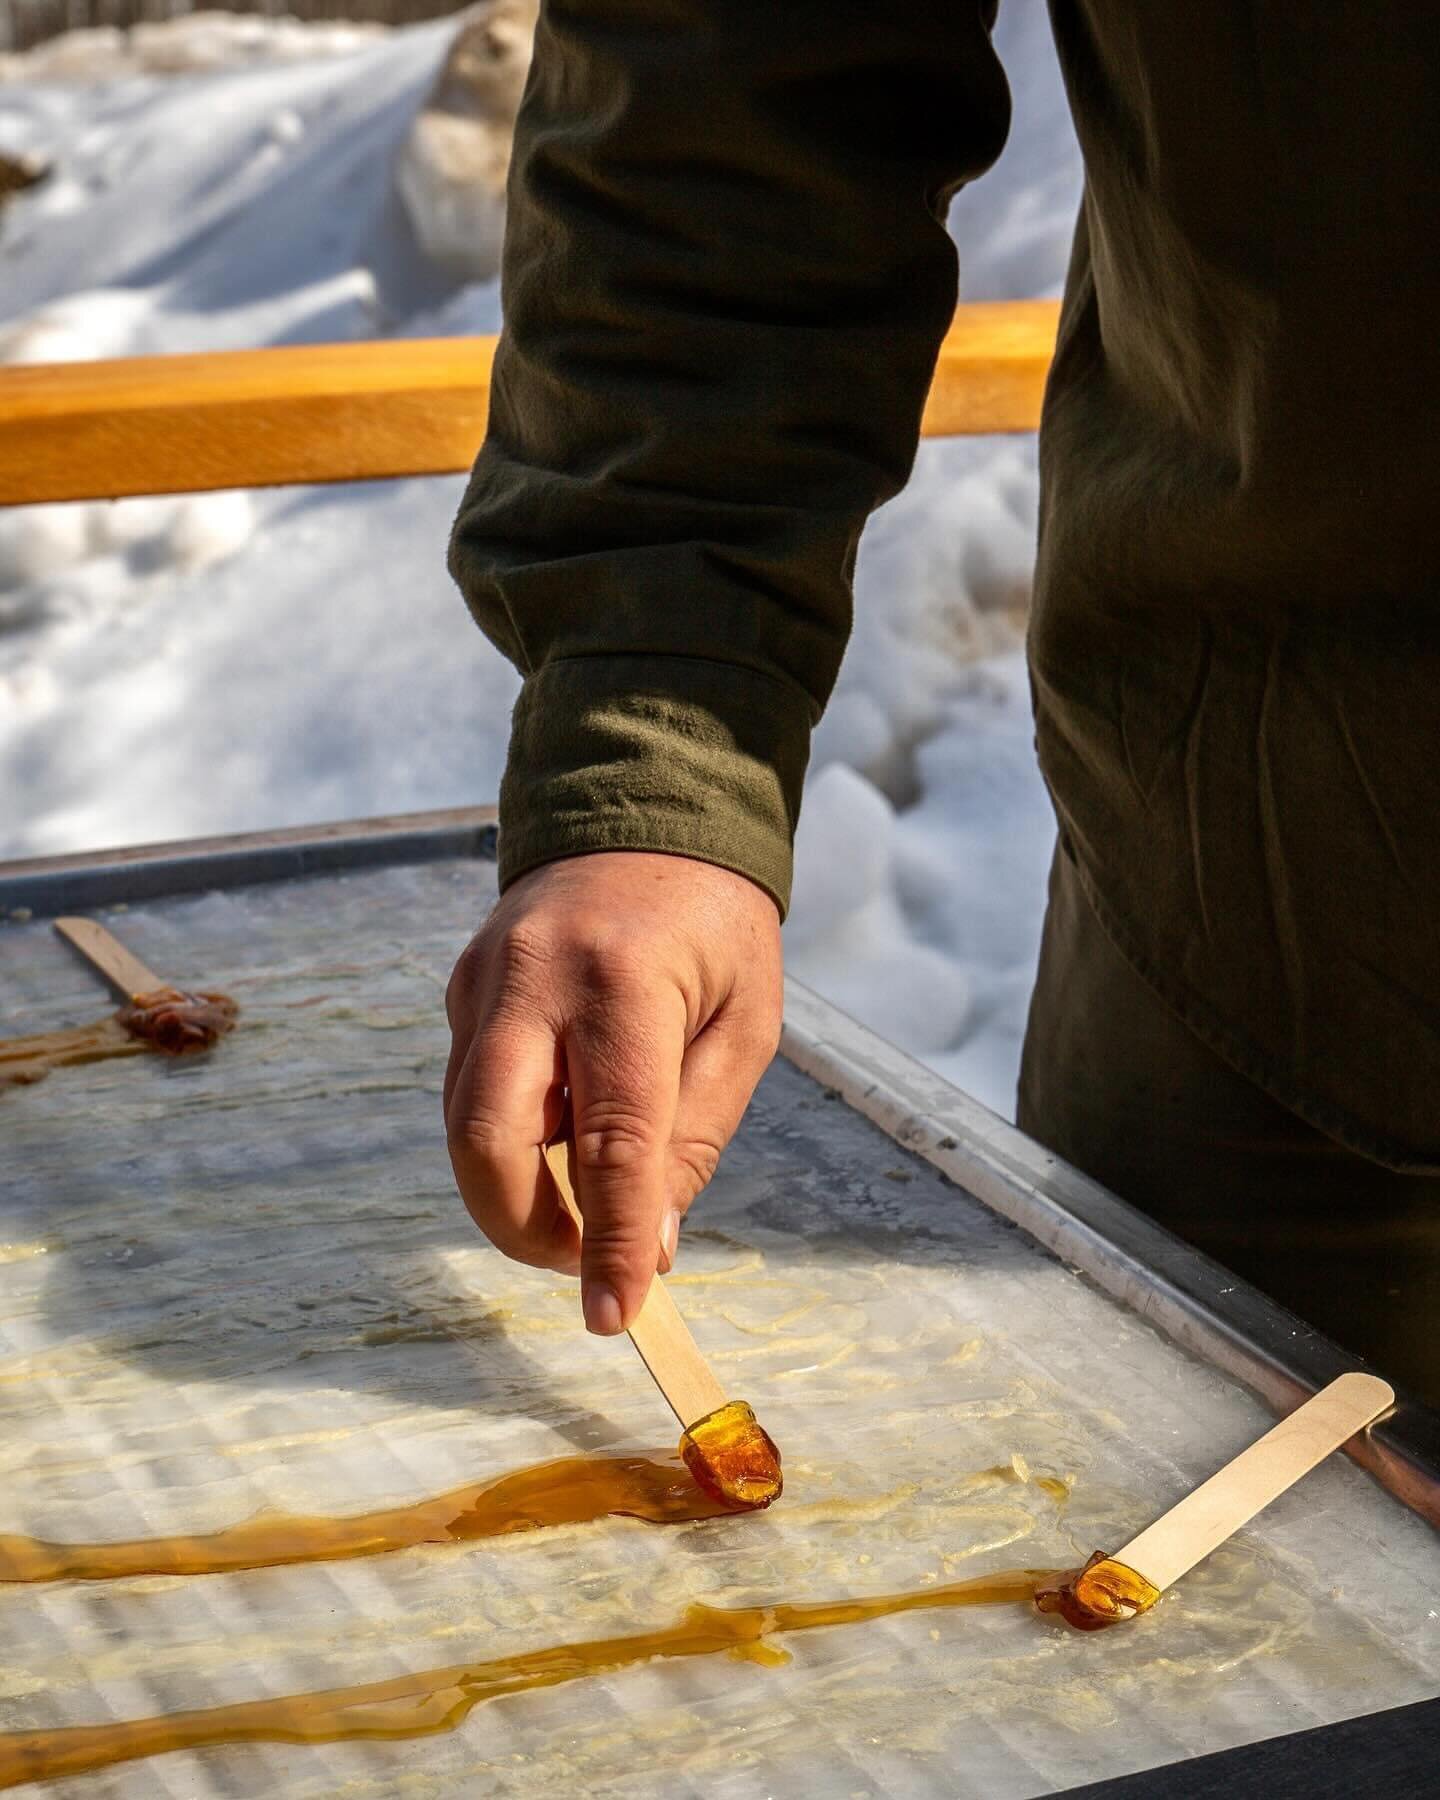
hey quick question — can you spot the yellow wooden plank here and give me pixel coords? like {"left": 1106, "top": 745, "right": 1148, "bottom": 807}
{"left": 920, "top": 299, "right": 1059, "bottom": 437}
{"left": 0, "top": 301, "right": 1059, "bottom": 505}
{"left": 0, "top": 337, "right": 498, "bottom": 505}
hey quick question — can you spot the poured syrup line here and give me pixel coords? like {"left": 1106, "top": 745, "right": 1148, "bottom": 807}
{"left": 0, "top": 1454, "right": 737, "bottom": 1585}
{"left": 0, "top": 1568, "right": 1056, "bottom": 1791}
{"left": 0, "top": 1016, "right": 147, "bottom": 1090}
{"left": 1, "top": 1455, "right": 1070, "bottom": 1588}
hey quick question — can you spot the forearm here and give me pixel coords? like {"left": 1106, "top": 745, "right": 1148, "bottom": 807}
{"left": 449, "top": 0, "right": 1010, "bottom": 914}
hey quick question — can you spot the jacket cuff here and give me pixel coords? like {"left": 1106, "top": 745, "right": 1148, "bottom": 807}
{"left": 496, "top": 654, "right": 814, "bottom": 919}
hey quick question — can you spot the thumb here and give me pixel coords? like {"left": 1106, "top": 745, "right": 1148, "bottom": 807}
{"left": 565, "top": 989, "right": 685, "bottom": 1334}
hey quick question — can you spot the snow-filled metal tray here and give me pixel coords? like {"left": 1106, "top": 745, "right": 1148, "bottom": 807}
{"left": 1, "top": 816, "right": 1437, "bottom": 1798}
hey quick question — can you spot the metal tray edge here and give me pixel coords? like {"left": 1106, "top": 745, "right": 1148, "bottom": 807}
{"left": 0, "top": 805, "right": 499, "bottom": 916}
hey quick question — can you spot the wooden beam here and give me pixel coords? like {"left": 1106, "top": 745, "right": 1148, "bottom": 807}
{"left": 0, "top": 337, "right": 498, "bottom": 506}
{"left": 920, "top": 299, "right": 1059, "bottom": 438}
{"left": 0, "top": 300, "right": 1059, "bottom": 506}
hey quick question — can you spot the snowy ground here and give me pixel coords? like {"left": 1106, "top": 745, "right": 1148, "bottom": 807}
{"left": 0, "top": 10, "right": 1084, "bottom": 1116}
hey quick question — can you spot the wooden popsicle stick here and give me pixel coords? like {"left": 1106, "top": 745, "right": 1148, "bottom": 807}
{"left": 1117, "top": 1371, "right": 1395, "bottom": 1593}
{"left": 53, "top": 917, "right": 165, "bottom": 1002}
{"left": 542, "top": 1139, "right": 729, "bottom": 1430}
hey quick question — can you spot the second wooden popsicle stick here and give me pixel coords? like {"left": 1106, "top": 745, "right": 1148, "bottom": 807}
{"left": 53, "top": 917, "right": 164, "bottom": 1001}
{"left": 1116, "top": 1370, "right": 1396, "bottom": 1593}
{"left": 541, "top": 1139, "right": 729, "bottom": 1430}
{"left": 49, "top": 915, "right": 240, "bottom": 1059}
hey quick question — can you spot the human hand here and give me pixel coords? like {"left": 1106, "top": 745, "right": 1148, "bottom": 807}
{"left": 444, "top": 851, "right": 784, "bottom": 1334}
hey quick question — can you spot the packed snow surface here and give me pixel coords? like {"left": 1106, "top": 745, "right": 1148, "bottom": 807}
{"left": 0, "top": 11, "right": 387, "bottom": 84}
{"left": 0, "top": 10, "right": 1083, "bottom": 1116}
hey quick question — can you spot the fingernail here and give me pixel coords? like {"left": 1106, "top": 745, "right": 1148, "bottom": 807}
{"left": 582, "top": 1280, "right": 624, "bottom": 1336}
{"left": 659, "top": 1209, "right": 680, "bottom": 1268}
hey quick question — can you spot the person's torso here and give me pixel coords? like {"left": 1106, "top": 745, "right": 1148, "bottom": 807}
{"left": 1029, "top": 2, "right": 1440, "bottom": 1168}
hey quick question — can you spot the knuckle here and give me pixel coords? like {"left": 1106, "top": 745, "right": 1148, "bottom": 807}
{"left": 445, "top": 1098, "right": 510, "bottom": 1164}
{"left": 574, "top": 932, "right": 651, "bottom": 997}
{"left": 583, "top": 1211, "right": 657, "bottom": 1251}
{"left": 732, "top": 1005, "right": 783, "bottom": 1067}
{"left": 491, "top": 923, "right": 556, "bottom": 993}
{"left": 583, "top": 1224, "right": 662, "bottom": 1283}
{"left": 749, "top": 990, "right": 786, "bottom": 1052}
{"left": 455, "top": 924, "right": 499, "bottom": 974}
{"left": 672, "top": 1137, "right": 722, "bottom": 1191}
{"left": 573, "top": 1108, "right": 661, "bottom": 1172}
{"left": 445, "top": 948, "right": 481, "bottom": 1028}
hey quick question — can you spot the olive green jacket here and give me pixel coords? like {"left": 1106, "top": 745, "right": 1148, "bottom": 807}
{"left": 450, "top": 2, "right": 1440, "bottom": 1172}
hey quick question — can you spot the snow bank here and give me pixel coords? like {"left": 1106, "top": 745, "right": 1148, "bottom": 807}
{"left": 784, "top": 7, "right": 1082, "bottom": 1111}
{"left": 395, "top": 0, "right": 535, "bottom": 283}
{"left": 0, "top": 8, "right": 1083, "bottom": 1116}
{"left": 0, "top": 13, "right": 388, "bottom": 84}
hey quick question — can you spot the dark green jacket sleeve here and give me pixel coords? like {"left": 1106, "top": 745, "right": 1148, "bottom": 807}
{"left": 449, "top": 0, "right": 1010, "bottom": 917}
